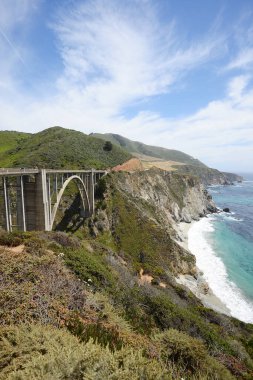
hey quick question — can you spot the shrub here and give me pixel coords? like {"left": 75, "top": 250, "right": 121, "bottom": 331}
{"left": 50, "top": 231, "right": 81, "bottom": 248}
{"left": 0, "top": 324, "right": 170, "bottom": 379}
{"left": 67, "top": 293, "right": 132, "bottom": 351}
{"left": 95, "top": 177, "right": 107, "bottom": 199}
{"left": 0, "top": 248, "right": 86, "bottom": 326}
{"left": 67, "top": 318, "right": 125, "bottom": 352}
{"left": 154, "top": 329, "right": 209, "bottom": 372}
{"left": 0, "top": 231, "right": 23, "bottom": 247}
{"left": 153, "top": 329, "right": 234, "bottom": 379}
{"left": 63, "top": 247, "right": 117, "bottom": 289}
{"left": 103, "top": 140, "right": 113, "bottom": 151}
{"left": 24, "top": 237, "right": 46, "bottom": 256}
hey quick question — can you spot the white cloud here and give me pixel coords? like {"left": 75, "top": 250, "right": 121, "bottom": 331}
{"left": 0, "top": 0, "right": 39, "bottom": 89}
{"left": 144, "top": 76, "right": 253, "bottom": 172}
{"left": 0, "top": 0, "right": 252, "bottom": 172}
{"left": 227, "top": 75, "right": 250, "bottom": 101}
{"left": 227, "top": 48, "right": 253, "bottom": 71}
{"left": 51, "top": 0, "right": 220, "bottom": 114}
{"left": 0, "top": 1, "right": 221, "bottom": 125}
{"left": 226, "top": 15, "right": 253, "bottom": 72}
{"left": 0, "top": 0, "right": 37, "bottom": 31}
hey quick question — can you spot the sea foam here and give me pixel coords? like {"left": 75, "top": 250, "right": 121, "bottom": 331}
{"left": 188, "top": 217, "right": 253, "bottom": 323}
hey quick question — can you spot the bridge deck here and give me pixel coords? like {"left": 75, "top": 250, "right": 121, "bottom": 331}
{"left": 0, "top": 168, "right": 106, "bottom": 176}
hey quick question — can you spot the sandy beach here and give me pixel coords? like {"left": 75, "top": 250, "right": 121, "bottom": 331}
{"left": 175, "top": 221, "right": 231, "bottom": 316}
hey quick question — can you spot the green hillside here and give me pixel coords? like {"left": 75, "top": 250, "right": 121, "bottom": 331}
{"left": 91, "top": 132, "right": 207, "bottom": 167}
{"left": 0, "top": 131, "right": 31, "bottom": 166}
{"left": 91, "top": 132, "right": 243, "bottom": 184}
{"left": 0, "top": 127, "right": 131, "bottom": 169}
{"left": 0, "top": 171, "right": 252, "bottom": 379}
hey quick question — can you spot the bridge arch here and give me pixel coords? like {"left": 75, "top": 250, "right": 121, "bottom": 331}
{"left": 50, "top": 175, "right": 90, "bottom": 230}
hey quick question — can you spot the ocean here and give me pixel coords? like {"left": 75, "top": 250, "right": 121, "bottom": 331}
{"left": 188, "top": 174, "right": 253, "bottom": 323}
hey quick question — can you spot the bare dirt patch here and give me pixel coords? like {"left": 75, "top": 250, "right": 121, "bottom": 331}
{"left": 112, "top": 158, "right": 144, "bottom": 172}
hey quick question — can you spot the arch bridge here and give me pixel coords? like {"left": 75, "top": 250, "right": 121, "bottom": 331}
{"left": 0, "top": 168, "right": 106, "bottom": 231}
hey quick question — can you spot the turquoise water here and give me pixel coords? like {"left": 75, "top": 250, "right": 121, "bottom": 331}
{"left": 208, "top": 174, "right": 253, "bottom": 320}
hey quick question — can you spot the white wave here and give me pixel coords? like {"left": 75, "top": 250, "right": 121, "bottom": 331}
{"left": 188, "top": 218, "right": 253, "bottom": 323}
{"left": 219, "top": 214, "right": 243, "bottom": 222}
{"left": 216, "top": 211, "right": 243, "bottom": 222}
{"left": 225, "top": 216, "right": 243, "bottom": 222}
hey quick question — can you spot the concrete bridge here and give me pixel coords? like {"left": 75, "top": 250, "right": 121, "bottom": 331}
{"left": 0, "top": 168, "right": 105, "bottom": 232}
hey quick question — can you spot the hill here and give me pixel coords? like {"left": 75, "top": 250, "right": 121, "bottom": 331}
{"left": 91, "top": 132, "right": 206, "bottom": 167}
{"left": 91, "top": 133, "right": 243, "bottom": 184}
{"left": 175, "top": 164, "right": 243, "bottom": 186}
{"left": 0, "top": 169, "right": 252, "bottom": 379}
{"left": 0, "top": 127, "right": 131, "bottom": 169}
{"left": 0, "top": 131, "right": 31, "bottom": 166}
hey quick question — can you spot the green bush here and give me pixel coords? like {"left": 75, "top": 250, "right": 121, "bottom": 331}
{"left": 0, "top": 232, "right": 23, "bottom": 247}
{"left": 95, "top": 177, "right": 107, "bottom": 199}
{"left": 67, "top": 293, "right": 133, "bottom": 352}
{"left": 0, "top": 324, "right": 169, "bottom": 379}
{"left": 24, "top": 237, "right": 46, "bottom": 256}
{"left": 50, "top": 231, "right": 81, "bottom": 248}
{"left": 143, "top": 293, "right": 233, "bottom": 353}
{"left": 154, "top": 329, "right": 208, "bottom": 372}
{"left": 0, "top": 231, "right": 33, "bottom": 247}
{"left": 0, "top": 248, "right": 86, "bottom": 326}
{"left": 103, "top": 140, "right": 113, "bottom": 151}
{"left": 154, "top": 329, "right": 234, "bottom": 379}
{"left": 64, "top": 247, "right": 117, "bottom": 289}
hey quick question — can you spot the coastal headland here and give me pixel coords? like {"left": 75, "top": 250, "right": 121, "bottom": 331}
{"left": 0, "top": 128, "right": 252, "bottom": 379}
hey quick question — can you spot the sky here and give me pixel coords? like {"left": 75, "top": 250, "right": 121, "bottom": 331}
{"left": 0, "top": 0, "right": 253, "bottom": 172}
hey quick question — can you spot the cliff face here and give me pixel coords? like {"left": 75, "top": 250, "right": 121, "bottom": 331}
{"left": 2, "top": 168, "right": 253, "bottom": 379}
{"left": 174, "top": 165, "right": 243, "bottom": 186}
{"left": 93, "top": 168, "right": 216, "bottom": 277}
{"left": 222, "top": 171, "right": 243, "bottom": 184}
{"left": 110, "top": 168, "right": 216, "bottom": 224}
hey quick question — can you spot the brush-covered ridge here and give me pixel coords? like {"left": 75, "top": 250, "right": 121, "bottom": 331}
{"left": 0, "top": 127, "right": 131, "bottom": 169}
{"left": 0, "top": 169, "right": 253, "bottom": 379}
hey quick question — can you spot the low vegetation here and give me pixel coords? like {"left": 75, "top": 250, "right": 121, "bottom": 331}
{"left": 0, "top": 171, "right": 252, "bottom": 379}
{"left": 0, "top": 131, "right": 30, "bottom": 167}
{"left": 0, "top": 127, "right": 131, "bottom": 169}
{"left": 0, "top": 324, "right": 166, "bottom": 380}
{"left": 91, "top": 132, "right": 242, "bottom": 184}
{"left": 91, "top": 132, "right": 206, "bottom": 167}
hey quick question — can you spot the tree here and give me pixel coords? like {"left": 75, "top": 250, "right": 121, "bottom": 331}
{"left": 103, "top": 141, "right": 113, "bottom": 152}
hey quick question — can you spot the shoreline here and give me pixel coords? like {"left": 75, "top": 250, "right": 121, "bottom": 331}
{"left": 175, "top": 220, "right": 231, "bottom": 316}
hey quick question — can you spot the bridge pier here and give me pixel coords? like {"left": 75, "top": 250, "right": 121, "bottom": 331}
{"left": 16, "top": 176, "right": 26, "bottom": 231}
{"left": 87, "top": 169, "right": 95, "bottom": 215}
{"left": 34, "top": 169, "right": 50, "bottom": 231}
{"left": 3, "top": 177, "right": 11, "bottom": 232}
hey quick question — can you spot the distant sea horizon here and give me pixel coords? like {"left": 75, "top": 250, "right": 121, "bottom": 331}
{"left": 188, "top": 172, "right": 253, "bottom": 323}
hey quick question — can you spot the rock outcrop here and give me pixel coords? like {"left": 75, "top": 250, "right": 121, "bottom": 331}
{"left": 92, "top": 168, "right": 217, "bottom": 278}
{"left": 110, "top": 168, "right": 217, "bottom": 225}
{"left": 174, "top": 164, "right": 243, "bottom": 186}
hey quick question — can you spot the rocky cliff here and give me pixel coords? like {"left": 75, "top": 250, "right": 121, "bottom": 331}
{"left": 91, "top": 132, "right": 243, "bottom": 186}
{"left": 222, "top": 171, "right": 243, "bottom": 184}
{"left": 92, "top": 168, "right": 217, "bottom": 278}
{"left": 109, "top": 168, "right": 217, "bottom": 224}
{"left": 174, "top": 165, "right": 243, "bottom": 186}
{"left": 1, "top": 168, "right": 253, "bottom": 379}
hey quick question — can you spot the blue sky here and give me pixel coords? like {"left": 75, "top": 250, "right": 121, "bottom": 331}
{"left": 1, "top": 0, "right": 253, "bottom": 172}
